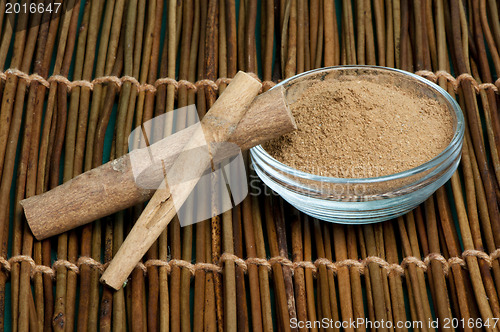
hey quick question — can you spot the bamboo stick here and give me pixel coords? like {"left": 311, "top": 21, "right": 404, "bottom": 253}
{"left": 313, "top": 219, "right": 335, "bottom": 330}
{"left": 219, "top": 0, "right": 227, "bottom": 92}
{"left": 356, "top": 0, "right": 365, "bottom": 65}
{"left": 373, "top": 0, "right": 385, "bottom": 65}
{"left": 364, "top": 0, "right": 375, "bottom": 65}
{"left": 419, "top": 0, "right": 431, "bottom": 70}
{"left": 423, "top": 197, "right": 453, "bottom": 325}
{"left": 128, "top": 1, "right": 149, "bottom": 328}
{"left": 84, "top": 0, "right": 117, "bottom": 171}
{"left": 309, "top": 0, "right": 319, "bottom": 67}
{"left": 97, "top": 32, "right": 126, "bottom": 332}
{"left": 252, "top": 194, "right": 273, "bottom": 332}
{"left": 0, "top": 0, "right": 13, "bottom": 68}
{"left": 295, "top": 0, "right": 304, "bottom": 74}
{"left": 362, "top": 225, "right": 388, "bottom": 332}
{"left": 324, "top": 0, "right": 335, "bottom": 67}
{"left": 237, "top": 0, "right": 245, "bottom": 71}
{"left": 303, "top": 1, "right": 311, "bottom": 71}
{"left": 140, "top": 2, "right": 165, "bottom": 331}
{"left": 0, "top": 0, "right": 29, "bottom": 176}
{"left": 205, "top": 2, "right": 221, "bottom": 330}
{"left": 450, "top": 171, "right": 500, "bottom": 321}
{"left": 487, "top": 0, "right": 500, "bottom": 51}
{"left": 285, "top": 0, "right": 297, "bottom": 78}
{"left": 399, "top": 0, "right": 410, "bottom": 70}
{"left": 193, "top": 215, "right": 207, "bottom": 332}
{"left": 373, "top": 223, "right": 394, "bottom": 329}
{"left": 280, "top": 0, "right": 290, "bottom": 77}
{"left": 222, "top": 201, "right": 237, "bottom": 332}
{"left": 404, "top": 213, "right": 434, "bottom": 330}
{"left": 242, "top": 196, "right": 264, "bottom": 331}
{"left": 264, "top": 196, "right": 291, "bottom": 332}
{"left": 158, "top": 2, "right": 177, "bottom": 331}
{"left": 354, "top": 228, "right": 374, "bottom": 331}
{"left": 331, "top": 224, "right": 354, "bottom": 331}
{"left": 302, "top": 216, "right": 317, "bottom": 332}
{"left": 382, "top": 223, "right": 407, "bottom": 332}
{"left": 52, "top": 0, "right": 82, "bottom": 325}
{"left": 177, "top": 2, "right": 195, "bottom": 331}
{"left": 232, "top": 204, "right": 249, "bottom": 332}
{"left": 226, "top": 0, "right": 237, "bottom": 78}
{"left": 342, "top": 0, "right": 355, "bottom": 64}
{"left": 385, "top": 0, "right": 394, "bottom": 67}
{"left": 424, "top": 0, "right": 437, "bottom": 69}
{"left": 392, "top": 0, "right": 401, "bottom": 68}
{"left": 343, "top": 226, "right": 364, "bottom": 332}
{"left": 290, "top": 209, "right": 307, "bottom": 332}
{"left": 275, "top": 199, "right": 298, "bottom": 331}
{"left": 318, "top": 223, "right": 338, "bottom": 332}
{"left": 435, "top": 188, "right": 473, "bottom": 325}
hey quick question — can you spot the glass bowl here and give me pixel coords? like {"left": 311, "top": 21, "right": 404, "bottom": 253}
{"left": 250, "top": 66, "right": 464, "bottom": 224}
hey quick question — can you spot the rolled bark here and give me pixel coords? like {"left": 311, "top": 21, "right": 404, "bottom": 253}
{"left": 21, "top": 81, "right": 294, "bottom": 240}
{"left": 101, "top": 70, "right": 261, "bottom": 290}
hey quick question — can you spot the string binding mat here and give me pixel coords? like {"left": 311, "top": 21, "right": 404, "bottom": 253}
{"left": 0, "top": 248, "right": 498, "bottom": 281}
{"left": 2, "top": 68, "right": 498, "bottom": 96}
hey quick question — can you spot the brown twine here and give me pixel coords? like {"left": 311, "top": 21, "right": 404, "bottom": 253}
{"left": 0, "top": 69, "right": 277, "bottom": 94}
{"left": 0, "top": 248, "right": 499, "bottom": 280}
{"left": 0, "top": 68, "right": 495, "bottom": 96}
{"left": 415, "top": 70, "right": 500, "bottom": 94}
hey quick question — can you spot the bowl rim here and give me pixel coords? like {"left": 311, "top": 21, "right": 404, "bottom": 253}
{"left": 251, "top": 65, "right": 465, "bottom": 184}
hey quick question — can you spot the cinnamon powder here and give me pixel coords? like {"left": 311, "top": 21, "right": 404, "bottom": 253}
{"left": 265, "top": 78, "right": 454, "bottom": 178}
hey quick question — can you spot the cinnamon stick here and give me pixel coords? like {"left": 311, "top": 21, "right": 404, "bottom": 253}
{"left": 22, "top": 84, "right": 294, "bottom": 240}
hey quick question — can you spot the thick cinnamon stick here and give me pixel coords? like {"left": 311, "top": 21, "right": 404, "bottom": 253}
{"left": 22, "top": 84, "right": 294, "bottom": 240}
{"left": 100, "top": 71, "right": 263, "bottom": 289}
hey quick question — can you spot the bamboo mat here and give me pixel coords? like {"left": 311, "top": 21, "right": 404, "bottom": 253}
{"left": 0, "top": 0, "right": 499, "bottom": 331}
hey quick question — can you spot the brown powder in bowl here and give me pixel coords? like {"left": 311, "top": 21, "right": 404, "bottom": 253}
{"left": 264, "top": 78, "right": 454, "bottom": 178}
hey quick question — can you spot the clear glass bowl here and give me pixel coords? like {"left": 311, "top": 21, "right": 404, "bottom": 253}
{"left": 250, "top": 66, "right": 464, "bottom": 224}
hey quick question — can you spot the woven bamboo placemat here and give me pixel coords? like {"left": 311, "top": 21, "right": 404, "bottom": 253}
{"left": 0, "top": 0, "right": 499, "bottom": 331}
